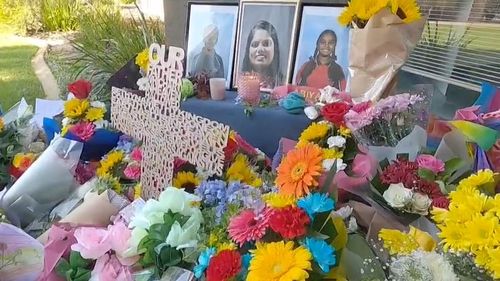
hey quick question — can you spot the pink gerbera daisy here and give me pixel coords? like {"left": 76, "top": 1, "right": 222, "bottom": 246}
{"left": 228, "top": 209, "right": 270, "bottom": 246}
{"left": 69, "top": 121, "right": 96, "bottom": 142}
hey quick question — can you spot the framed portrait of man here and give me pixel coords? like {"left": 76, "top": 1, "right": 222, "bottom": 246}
{"left": 186, "top": 3, "right": 239, "bottom": 89}
{"left": 293, "top": 5, "right": 350, "bottom": 91}
{"left": 234, "top": 0, "right": 299, "bottom": 91}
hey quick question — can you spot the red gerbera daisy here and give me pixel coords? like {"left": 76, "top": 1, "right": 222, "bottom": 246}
{"left": 269, "top": 206, "right": 310, "bottom": 239}
{"left": 206, "top": 250, "right": 242, "bottom": 281}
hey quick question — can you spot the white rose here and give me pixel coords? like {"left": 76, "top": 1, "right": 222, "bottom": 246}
{"left": 411, "top": 192, "right": 432, "bottom": 215}
{"left": 304, "top": 106, "right": 319, "bottom": 120}
{"left": 137, "top": 77, "right": 150, "bottom": 91}
{"left": 327, "top": 136, "right": 346, "bottom": 148}
{"left": 383, "top": 183, "right": 413, "bottom": 209}
{"left": 90, "top": 101, "right": 106, "bottom": 109}
{"left": 322, "top": 158, "right": 346, "bottom": 172}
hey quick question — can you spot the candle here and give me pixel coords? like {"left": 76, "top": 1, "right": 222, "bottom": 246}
{"left": 209, "top": 78, "right": 226, "bottom": 100}
{"left": 238, "top": 75, "right": 261, "bottom": 106}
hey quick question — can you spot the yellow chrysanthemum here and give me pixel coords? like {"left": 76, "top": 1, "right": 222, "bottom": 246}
{"left": 438, "top": 222, "right": 470, "bottom": 252}
{"left": 133, "top": 183, "right": 142, "bottom": 199}
{"left": 85, "top": 107, "right": 106, "bottom": 122}
{"left": 172, "top": 171, "right": 201, "bottom": 191}
{"left": 64, "top": 99, "right": 90, "bottom": 119}
{"left": 486, "top": 247, "right": 500, "bottom": 279}
{"left": 458, "top": 169, "right": 497, "bottom": 195}
{"left": 339, "top": 126, "right": 351, "bottom": 137}
{"left": 323, "top": 148, "right": 343, "bottom": 160}
{"left": 247, "top": 241, "right": 312, "bottom": 281}
{"left": 449, "top": 189, "right": 487, "bottom": 216}
{"left": 226, "top": 154, "right": 262, "bottom": 188}
{"left": 298, "top": 122, "right": 330, "bottom": 145}
{"left": 390, "top": 0, "right": 421, "bottom": 23}
{"left": 217, "top": 242, "right": 237, "bottom": 253}
{"left": 101, "top": 174, "right": 122, "bottom": 194}
{"left": 431, "top": 207, "right": 448, "bottom": 224}
{"left": 473, "top": 248, "right": 492, "bottom": 268}
{"left": 465, "top": 215, "right": 499, "bottom": 251}
{"left": 378, "top": 229, "right": 419, "bottom": 255}
{"left": 0, "top": 117, "right": 4, "bottom": 133}
{"left": 263, "top": 193, "right": 296, "bottom": 208}
{"left": 485, "top": 194, "right": 500, "bottom": 218}
{"left": 135, "top": 48, "right": 150, "bottom": 72}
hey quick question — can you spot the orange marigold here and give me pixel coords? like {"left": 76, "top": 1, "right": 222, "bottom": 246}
{"left": 276, "top": 143, "right": 323, "bottom": 197}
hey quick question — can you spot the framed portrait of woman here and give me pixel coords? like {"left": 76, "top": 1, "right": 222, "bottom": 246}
{"left": 293, "top": 5, "right": 350, "bottom": 91}
{"left": 186, "top": 3, "right": 239, "bottom": 89}
{"left": 234, "top": 0, "right": 299, "bottom": 91}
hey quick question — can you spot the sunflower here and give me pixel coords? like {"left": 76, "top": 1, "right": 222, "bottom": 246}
{"left": 390, "top": 0, "right": 421, "bottom": 23}
{"left": 85, "top": 107, "right": 106, "bottom": 122}
{"left": 263, "top": 193, "right": 296, "bottom": 208}
{"left": 298, "top": 122, "right": 330, "bottom": 146}
{"left": 226, "top": 154, "right": 262, "bottom": 188}
{"left": 276, "top": 143, "right": 323, "bottom": 198}
{"left": 247, "top": 241, "right": 312, "bottom": 281}
{"left": 135, "top": 48, "right": 150, "bottom": 72}
{"left": 96, "top": 150, "right": 125, "bottom": 177}
{"left": 64, "top": 99, "right": 90, "bottom": 119}
{"left": 173, "top": 171, "right": 201, "bottom": 192}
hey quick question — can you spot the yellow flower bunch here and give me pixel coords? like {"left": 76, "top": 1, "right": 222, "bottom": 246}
{"left": 432, "top": 169, "right": 500, "bottom": 278}
{"left": 339, "top": 126, "right": 351, "bottom": 137}
{"left": 64, "top": 99, "right": 90, "bottom": 119}
{"left": 226, "top": 154, "right": 262, "bottom": 187}
{"left": 379, "top": 226, "right": 436, "bottom": 255}
{"left": 217, "top": 242, "right": 237, "bottom": 253}
{"left": 298, "top": 122, "right": 330, "bottom": 146}
{"left": 135, "top": 48, "right": 150, "bottom": 72}
{"left": 85, "top": 107, "right": 106, "bottom": 122}
{"left": 323, "top": 148, "right": 343, "bottom": 160}
{"left": 263, "top": 193, "right": 296, "bottom": 208}
{"left": 100, "top": 174, "right": 122, "bottom": 194}
{"left": 133, "top": 183, "right": 142, "bottom": 199}
{"left": 0, "top": 117, "right": 4, "bottom": 133}
{"left": 339, "top": 0, "right": 421, "bottom": 27}
{"left": 96, "top": 150, "right": 125, "bottom": 177}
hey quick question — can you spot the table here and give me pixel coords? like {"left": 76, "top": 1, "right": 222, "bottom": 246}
{"left": 181, "top": 91, "right": 312, "bottom": 157}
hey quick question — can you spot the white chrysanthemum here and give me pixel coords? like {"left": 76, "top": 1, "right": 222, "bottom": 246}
{"left": 390, "top": 251, "right": 459, "bottom": 281}
{"left": 417, "top": 251, "right": 459, "bottom": 281}
{"left": 327, "top": 136, "right": 346, "bottom": 148}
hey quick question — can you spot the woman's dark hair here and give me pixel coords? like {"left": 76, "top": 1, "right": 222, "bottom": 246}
{"left": 297, "top": 29, "right": 345, "bottom": 88}
{"left": 242, "top": 20, "right": 282, "bottom": 84}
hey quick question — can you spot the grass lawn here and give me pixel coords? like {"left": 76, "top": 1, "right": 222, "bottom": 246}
{"left": 0, "top": 33, "right": 44, "bottom": 111}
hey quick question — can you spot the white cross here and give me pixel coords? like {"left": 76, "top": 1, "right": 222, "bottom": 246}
{"left": 111, "top": 45, "right": 230, "bottom": 199}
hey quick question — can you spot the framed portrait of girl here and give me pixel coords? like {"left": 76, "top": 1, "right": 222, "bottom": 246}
{"left": 293, "top": 5, "right": 350, "bottom": 91}
{"left": 185, "top": 3, "right": 239, "bottom": 89}
{"left": 234, "top": 0, "right": 299, "bottom": 91}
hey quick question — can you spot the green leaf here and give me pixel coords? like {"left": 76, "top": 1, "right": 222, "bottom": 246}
{"left": 149, "top": 223, "right": 169, "bottom": 241}
{"left": 157, "top": 245, "right": 183, "bottom": 272}
{"left": 73, "top": 268, "right": 91, "bottom": 281}
{"left": 417, "top": 168, "right": 435, "bottom": 181}
{"left": 69, "top": 251, "right": 91, "bottom": 268}
{"left": 441, "top": 158, "right": 466, "bottom": 181}
{"left": 370, "top": 173, "right": 387, "bottom": 196}
{"left": 55, "top": 258, "right": 71, "bottom": 278}
{"left": 341, "top": 234, "right": 385, "bottom": 281}
{"left": 311, "top": 212, "right": 338, "bottom": 244}
{"left": 65, "top": 268, "right": 75, "bottom": 281}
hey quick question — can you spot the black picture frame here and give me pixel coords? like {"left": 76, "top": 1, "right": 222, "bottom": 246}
{"left": 185, "top": 2, "right": 240, "bottom": 89}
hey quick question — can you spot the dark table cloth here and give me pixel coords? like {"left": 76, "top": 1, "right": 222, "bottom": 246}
{"left": 181, "top": 91, "right": 312, "bottom": 157}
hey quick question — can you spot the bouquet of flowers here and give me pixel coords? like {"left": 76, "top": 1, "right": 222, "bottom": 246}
{"left": 339, "top": 0, "right": 425, "bottom": 101}
{"left": 344, "top": 92, "right": 430, "bottom": 147}
{"left": 0, "top": 115, "right": 22, "bottom": 189}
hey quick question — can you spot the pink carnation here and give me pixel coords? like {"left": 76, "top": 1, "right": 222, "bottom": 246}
{"left": 351, "top": 101, "right": 372, "bottom": 113}
{"left": 90, "top": 253, "right": 133, "bottom": 281}
{"left": 130, "top": 147, "right": 142, "bottom": 162}
{"left": 123, "top": 162, "right": 141, "bottom": 180}
{"left": 228, "top": 209, "right": 270, "bottom": 246}
{"left": 69, "top": 121, "right": 95, "bottom": 142}
{"left": 416, "top": 155, "right": 445, "bottom": 173}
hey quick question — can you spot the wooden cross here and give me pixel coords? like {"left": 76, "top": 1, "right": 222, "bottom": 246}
{"left": 111, "top": 44, "right": 230, "bottom": 199}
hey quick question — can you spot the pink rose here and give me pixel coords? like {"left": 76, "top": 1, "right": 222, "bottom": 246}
{"left": 130, "top": 147, "right": 142, "bottom": 162}
{"left": 71, "top": 227, "right": 111, "bottom": 259}
{"left": 416, "top": 155, "right": 445, "bottom": 173}
{"left": 108, "top": 222, "right": 138, "bottom": 266}
{"left": 124, "top": 163, "right": 141, "bottom": 180}
{"left": 90, "top": 254, "right": 133, "bottom": 281}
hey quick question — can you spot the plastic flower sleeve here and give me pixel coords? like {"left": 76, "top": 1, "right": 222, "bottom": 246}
{"left": 0, "top": 136, "right": 83, "bottom": 227}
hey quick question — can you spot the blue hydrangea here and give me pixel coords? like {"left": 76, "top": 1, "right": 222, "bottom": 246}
{"left": 302, "top": 237, "right": 336, "bottom": 273}
{"left": 195, "top": 180, "right": 227, "bottom": 207}
{"left": 116, "top": 135, "right": 134, "bottom": 153}
{"left": 227, "top": 184, "right": 264, "bottom": 211}
{"left": 297, "top": 193, "right": 335, "bottom": 221}
{"left": 193, "top": 247, "right": 216, "bottom": 278}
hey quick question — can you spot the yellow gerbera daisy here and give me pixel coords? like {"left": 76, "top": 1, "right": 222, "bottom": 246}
{"left": 172, "top": 171, "right": 201, "bottom": 191}
{"left": 226, "top": 154, "right": 262, "bottom": 188}
{"left": 298, "top": 122, "right": 330, "bottom": 145}
{"left": 390, "top": 0, "right": 421, "bottom": 23}
{"left": 64, "top": 99, "right": 90, "bottom": 119}
{"left": 323, "top": 148, "right": 343, "bottom": 159}
{"left": 473, "top": 248, "right": 492, "bottom": 268}
{"left": 135, "top": 48, "right": 150, "bottom": 72}
{"left": 378, "top": 228, "right": 419, "bottom": 255}
{"left": 85, "top": 107, "right": 106, "bottom": 122}
{"left": 247, "top": 241, "right": 312, "bottom": 281}
{"left": 263, "top": 193, "right": 296, "bottom": 208}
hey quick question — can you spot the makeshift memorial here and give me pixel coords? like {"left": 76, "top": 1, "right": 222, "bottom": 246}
{"left": 111, "top": 44, "right": 230, "bottom": 199}
{"left": 0, "top": 115, "right": 22, "bottom": 189}
{"left": 339, "top": 0, "right": 425, "bottom": 101}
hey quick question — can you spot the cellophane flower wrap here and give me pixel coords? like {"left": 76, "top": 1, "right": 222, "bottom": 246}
{"left": 344, "top": 92, "right": 430, "bottom": 147}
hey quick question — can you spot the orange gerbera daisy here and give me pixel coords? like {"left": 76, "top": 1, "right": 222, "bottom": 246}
{"left": 276, "top": 143, "right": 323, "bottom": 197}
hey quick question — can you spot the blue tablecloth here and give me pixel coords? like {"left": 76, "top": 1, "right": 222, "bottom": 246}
{"left": 181, "top": 91, "right": 312, "bottom": 157}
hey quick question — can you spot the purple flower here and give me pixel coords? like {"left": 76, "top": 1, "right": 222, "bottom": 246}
{"left": 228, "top": 187, "right": 264, "bottom": 212}
{"left": 116, "top": 135, "right": 134, "bottom": 153}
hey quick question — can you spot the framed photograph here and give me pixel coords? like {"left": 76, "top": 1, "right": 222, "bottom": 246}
{"left": 186, "top": 3, "right": 239, "bottom": 89}
{"left": 292, "top": 5, "right": 350, "bottom": 91}
{"left": 234, "top": 0, "right": 299, "bottom": 91}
